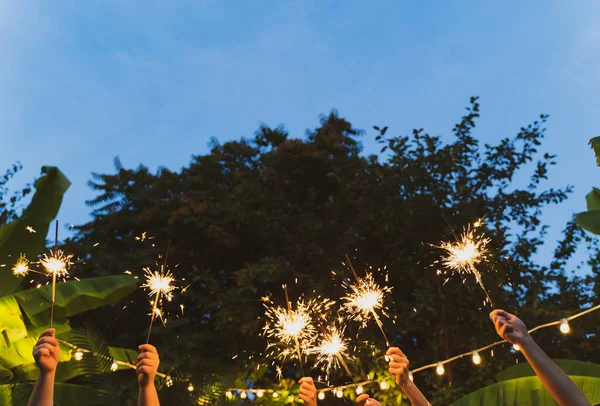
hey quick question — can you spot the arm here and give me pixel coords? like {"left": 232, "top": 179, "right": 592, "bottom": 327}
{"left": 28, "top": 328, "right": 60, "bottom": 406}
{"left": 137, "top": 344, "right": 160, "bottom": 406}
{"left": 386, "top": 347, "right": 430, "bottom": 406}
{"left": 490, "top": 310, "right": 591, "bottom": 406}
{"left": 298, "top": 377, "right": 317, "bottom": 406}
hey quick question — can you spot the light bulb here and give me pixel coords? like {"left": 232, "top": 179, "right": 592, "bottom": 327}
{"left": 74, "top": 351, "right": 83, "bottom": 361}
{"left": 380, "top": 381, "right": 388, "bottom": 390}
{"left": 356, "top": 385, "right": 363, "bottom": 395}
{"left": 436, "top": 362, "right": 445, "bottom": 375}
{"left": 187, "top": 383, "right": 194, "bottom": 392}
{"left": 273, "top": 392, "right": 279, "bottom": 398}
{"left": 318, "top": 392, "right": 325, "bottom": 400}
{"left": 110, "top": 360, "right": 118, "bottom": 371}
{"left": 257, "top": 390, "right": 264, "bottom": 398}
{"left": 512, "top": 344, "right": 520, "bottom": 351}
{"left": 408, "top": 371, "right": 414, "bottom": 382}
{"left": 336, "top": 389, "right": 343, "bottom": 398}
{"left": 384, "top": 354, "right": 391, "bottom": 362}
{"left": 166, "top": 376, "right": 173, "bottom": 387}
{"left": 560, "top": 318, "right": 570, "bottom": 334}
{"left": 240, "top": 391, "right": 247, "bottom": 399}
{"left": 225, "top": 391, "right": 232, "bottom": 399}
{"left": 472, "top": 351, "right": 481, "bottom": 365}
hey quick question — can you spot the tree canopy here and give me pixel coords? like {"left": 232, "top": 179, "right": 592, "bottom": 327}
{"left": 62, "top": 97, "right": 600, "bottom": 405}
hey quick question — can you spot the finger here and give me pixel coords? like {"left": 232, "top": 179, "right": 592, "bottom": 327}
{"left": 38, "top": 329, "right": 56, "bottom": 339}
{"left": 386, "top": 347, "right": 405, "bottom": 357}
{"left": 356, "top": 393, "right": 370, "bottom": 405}
{"left": 137, "top": 351, "right": 158, "bottom": 361}
{"left": 498, "top": 324, "right": 513, "bottom": 338}
{"left": 36, "top": 336, "right": 59, "bottom": 347}
{"left": 299, "top": 388, "right": 313, "bottom": 397}
{"left": 494, "top": 317, "right": 506, "bottom": 332}
{"left": 298, "top": 377, "right": 314, "bottom": 384}
{"left": 34, "top": 343, "right": 56, "bottom": 354}
{"left": 137, "top": 366, "right": 155, "bottom": 376}
{"left": 138, "top": 344, "right": 158, "bottom": 355}
{"left": 390, "top": 354, "right": 408, "bottom": 363}
{"left": 34, "top": 348, "right": 50, "bottom": 358}
{"left": 136, "top": 359, "right": 158, "bottom": 368}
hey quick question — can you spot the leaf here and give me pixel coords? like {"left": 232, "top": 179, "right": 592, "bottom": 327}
{"left": 12, "top": 275, "right": 138, "bottom": 327}
{"left": 576, "top": 210, "right": 600, "bottom": 235}
{"left": 450, "top": 375, "right": 600, "bottom": 406}
{"left": 586, "top": 188, "right": 600, "bottom": 211}
{"left": 3, "top": 382, "right": 109, "bottom": 406}
{"left": 0, "top": 166, "right": 71, "bottom": 296}
{"left": 497, "top": 359, "right": 600, "bottom": 381}
{"left": 590, "top": 137, "right": 600, "bottom": 167}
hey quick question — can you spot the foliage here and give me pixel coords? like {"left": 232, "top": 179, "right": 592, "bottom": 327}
{"left": 576, "top": 137, "right": 600, "bottom": 234}
{"left": 64, "top": 98, "right": 600, "bottom": 404}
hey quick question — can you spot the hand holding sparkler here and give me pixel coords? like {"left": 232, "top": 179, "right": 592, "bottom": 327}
{"left": 298, "top": 377, "right": 318, "bottom": 406}
{"left": 386, "top": 347, "right": 430, "bottom": 406}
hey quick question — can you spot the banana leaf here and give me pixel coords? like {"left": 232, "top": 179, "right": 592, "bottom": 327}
{"left": 497, "top": 359, "right": 600, "bottom": 382}
{"left": 450, "top": 375, "right": 600, "bottom": 406}
{"left": 591, "top": 137, "right": 600, "bottom": 167}
{"left": 12, "top": 275, "right": 138, "bottom": 328}
{"left": 0, "top": 166, "right": 71, "bottom": 296}
{"left": 3, "top": 382, "right": 109, "bottom": 406}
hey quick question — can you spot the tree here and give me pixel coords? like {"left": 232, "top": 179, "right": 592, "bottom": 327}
{"left": 65, "top": 98, "right": 599, "bottom": 405}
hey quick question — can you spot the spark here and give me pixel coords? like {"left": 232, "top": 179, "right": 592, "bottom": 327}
{"left": 141, "top": 267, "right": 176, "bottom": 301}
{"left": 436, "top": 219, "right": 494, "bottom": 306}
{"left": 25, "top": 226, "right": 36, "bottom": 233}
{"left": 12, "top": 254, "right": 30, "bottom": 277}
{"left": 306, "top": 325, "right": 353, "bottom": 377}
{"left": 40, "top": 250, "right": 73, "bottom": 278}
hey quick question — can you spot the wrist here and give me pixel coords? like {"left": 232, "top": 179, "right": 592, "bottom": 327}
{"left": 39, "top": 370, "right": 56, "bottom": 379}
{"left": 139, "top": 379, "right": 156, "bottom": 389}
{"left": 518, "top": 334, "right": 535, "bottom": 350}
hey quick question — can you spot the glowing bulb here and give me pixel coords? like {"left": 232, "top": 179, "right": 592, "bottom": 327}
{"left": 166, "top": 376, "right": 173, "bottom": 387}
{"left": 408, "top": 371, "right": 414, "bottom": 382}
{"left": 472, "top": 351, "right": 481, "bottom": 365}
{"left": 74, "top": 351, "right": 83, "bottom": 361}
{"left": 318, "top": 392, "right": 325, "bottom": 400}
{"left": 336, "top": 389, "right": 343, "bottom": 398}
{"left": 187, "top": 383, "right": 194, "bottom": 392}
{"left": 226, "top": 391, "right": 233, "bottom": 399}
{"left": 560, "top": 318, "right": 570, "bottom": 334}
{"left": 110, "top": 360, "right": 118, "bottom": 371}
{"left": 257, "top": 390, "right": 264, "bottom": 398}
{"left": 356, "top": 385, "right": 363, "bottom": 395}
{"left": 513, "top": 344, "right": 520, "bottom": 351}
{"left": 241, "top": 391, "right": 247, "bottom": 399}
{"left": 436, "top": 362, "right": 445, "bottom": 375}
{"left": 273, "top": 392, "right": 279, "bottom": 398}
{"left": 380, "top": 381, "right": 388, "bottom": 390}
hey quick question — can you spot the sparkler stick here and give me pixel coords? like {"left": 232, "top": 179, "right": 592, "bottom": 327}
{"left": 344, "top": 255, "right": 391, "bottom": 347}
{"left": 51, "top": 221, "right": 58, "bottom": 328}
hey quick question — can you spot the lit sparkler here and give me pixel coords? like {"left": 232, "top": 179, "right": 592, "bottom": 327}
{"left": 142, "top": 265, "right": 176, "bottom": 343}
{"left": 262, "top": 286, "right": 335, "bottom": 375}
{"left": 12, "top": 254, "right": 31, "bottom": 277}
{"left": 436, "top": 219, "right": 494, "bottom": 307}
{"left": 306, "top": 325, "right": 353, "bottom": 378}
{"left": 342, "top": 255, "right": 392, "bottom": 346}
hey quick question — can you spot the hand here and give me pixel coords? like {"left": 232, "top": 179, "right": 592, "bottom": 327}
{"left": 356, "top": 394, "right": 381, "bottom": 406}
{"left": 298, "top": 377, "right": 317, "bottom": 406}
{"left": 33, "top": 328, "right": 60, "bottom": 374}
{"left": 137, "top": 344, "right": 160, "bottom": 388}
{"left": 490, "top": 309, "right": 530, "bottom": 345}
{"left": 386, "top": 347, "right": 410, "bottom": 386}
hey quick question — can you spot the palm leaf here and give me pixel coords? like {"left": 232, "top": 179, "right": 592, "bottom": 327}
{"left": 0, "top": 166, "right": 71, "bottom": 296}
{"left": 497, "top": 359, "right": 600, "bottom": 382}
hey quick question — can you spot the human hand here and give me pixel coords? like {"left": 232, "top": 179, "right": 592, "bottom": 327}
{"left": 490, "top": 309, "right": 530, "bottom": 346}
{"left": 386, "top": 347, "right": 410, "bottom": 386}
{"left": 299, "top": 377, "right": 317, "bottom": 406}
{"left": 33, "top": 329, "right": 60, "bottom": 374}
{"left": 356, "top": 394, "right": 381, "bottom": 405}
{"left": 137, "top": 344, "right": 160, "bottom": 387}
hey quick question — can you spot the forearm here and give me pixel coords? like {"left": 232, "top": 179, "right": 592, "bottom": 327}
{"left": 138, "top": 383, "right": 160, "bottom": 406}
{"left": 28, "top": 372, "right": 55, "bottom": 406}
{"left": 521, "top": 336, "right": 590, "bottom": 406}
{"left": 401, "top": 380, "right": 430, "bottom": 406}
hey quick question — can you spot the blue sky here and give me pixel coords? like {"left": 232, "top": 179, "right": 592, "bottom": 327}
{"left": 1, "top": 1, "right": 598, "bottom": 272}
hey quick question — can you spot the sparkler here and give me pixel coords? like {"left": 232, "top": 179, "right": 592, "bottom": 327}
{"left": 12, "top": 254, "right": 30, "bottom": 277}
{"left": 142, "top": 265, "right": 176, "bottom": 343}
{"left": 342, "top": 255, "right": 392, "bottom": 346}
{"left": 262, "top": 286, "right": 335, "bottom": 376}
{"left": 40, "top": 221, "right": 74, "bottom": 328}
{"left": 436, "top": 219, "right": 494, "bottom": 307}
{"left": 306, "top": 325, "right": 353, "bottom": 378}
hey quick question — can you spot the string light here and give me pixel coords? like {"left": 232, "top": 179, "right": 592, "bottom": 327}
{"left": 226, "top": 391, "right": 233, "bottom": 399}
{"left": 110, "top": 360, "right": 118, "bottom": 371}
{"left": 379, "top": 381, "right": 388, "bottom": 390}
{"left": 560, "top": 318, "right": 570, "bottom": 334}
{"left": 318, "top": 392, "right": 325, "bottom": 400}
{"left": 408, "top": 371, "right": 414, "bottom": 382}
{"left": 336, "top": 389, "right": 343, "bottom": 398}
{"left": 241, "top": 391, "right": 247, "bottom": 399}
{"left": 472, "top": 351, "right": 481, "bottom": 365}
{"left": 187, "top": 383, "right": 194, "bottom": 392}
{"left": 74, "top": 350, "right": 83, "bottom": 361}
{"left": 166, "top": 376, "right": 173, "bottom": 387}
{"left": 273, "top": 392, "right": 279, "bottom": 398}
{"left": 512, "top": 344, "right": 520, "bottom": 351}
{"left": 356, "top": 385, "right": 363, "bottom": 395}
{"left": 436, "top": 362, "right": 445, "bottom": 376}
{"left": 257, "top": 390, "right": 264, "bottom": 398}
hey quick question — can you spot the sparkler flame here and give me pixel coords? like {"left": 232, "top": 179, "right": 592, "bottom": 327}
{"left": 141, "top": 267, "right": 176, "bottom": 300}
{"left": 40, "top": 250, "right": 73, "bottom": 278}
{"left": 342, "top": 272, "right": 391, "bottom": 328}
{"left": 12, "top": 254, "right": 30, "bottom": 277}
{"left": 306, "top": 325, "right": 352, "bottom": 377}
